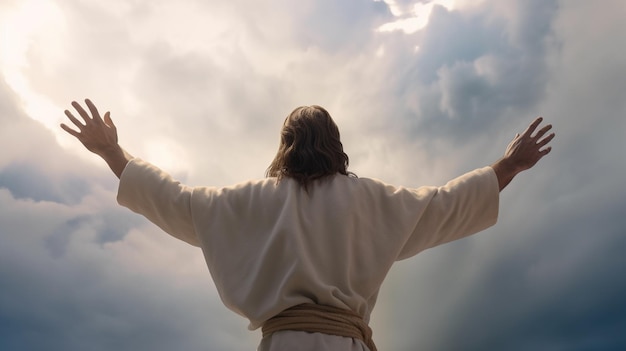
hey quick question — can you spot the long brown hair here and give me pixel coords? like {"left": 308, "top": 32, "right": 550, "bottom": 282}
{"left": 266, "top": 105, "right": 353, "bottom": 190}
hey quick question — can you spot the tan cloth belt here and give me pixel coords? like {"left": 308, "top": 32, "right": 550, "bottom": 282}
{"left": 262, "top": 303, "right": 377, "bottom": 351}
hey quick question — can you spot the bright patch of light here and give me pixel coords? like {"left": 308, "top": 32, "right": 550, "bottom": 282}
{"left": 143, "top": 138, "right": 190, "bottom": 176}
{"left": 0, "top": 0, "right": 65, "bottom": 131}
{"left": 376, "top": 45, "right": 385, "bottom": 57}
{"left": 377, "top": 0, "right": 459, "bottom": 34}
{"left": 378, "top": 16, "right": 429, "bottom": 34}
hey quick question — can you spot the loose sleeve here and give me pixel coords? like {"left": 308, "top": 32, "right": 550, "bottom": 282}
{"left": 396, "top": 166, "right": 499, "bottom": 260}
{"left": 117, "top": 158, "right": 200, "bottom": 247}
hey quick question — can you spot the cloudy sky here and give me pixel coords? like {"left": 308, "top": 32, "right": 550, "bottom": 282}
{"left": 1, "top": 0, "right": 625, "bottom": 350}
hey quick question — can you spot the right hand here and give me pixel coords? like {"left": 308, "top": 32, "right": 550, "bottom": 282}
{"left": 491, "top": 117, "right": 555, "bottom": 191}
{"left": 503, "top": 116, "right": 555, "bottom": 173}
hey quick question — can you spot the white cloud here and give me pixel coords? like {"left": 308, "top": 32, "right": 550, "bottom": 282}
{"left": 0, "top": 0, "right": 66, "bottom": 131}
{"left": 377, "top": 0, "right": 449, "bottom": 34}
{"left": 376, "top": 0, "right": 486, "bottom": 34}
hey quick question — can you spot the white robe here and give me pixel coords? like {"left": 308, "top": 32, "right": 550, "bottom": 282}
{"left": 117, "top": 158, "right": 499, "bottom": 350}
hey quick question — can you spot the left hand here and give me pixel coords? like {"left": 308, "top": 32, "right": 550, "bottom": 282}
{"left": 60, "top": 99, "right": 119, "bottom": 156}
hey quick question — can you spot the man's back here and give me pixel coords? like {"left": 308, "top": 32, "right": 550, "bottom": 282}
{"left": 118, "top": 159, "right": 499, "bottom": 330}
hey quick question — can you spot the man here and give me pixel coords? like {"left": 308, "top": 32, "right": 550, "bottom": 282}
{"left": 61, "top": 99, "right": 554, "bottom": 351}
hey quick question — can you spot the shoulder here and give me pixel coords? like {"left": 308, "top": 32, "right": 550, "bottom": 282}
{"left": 321, "top": 174, "right": 418, "bottom": 198}
{"left": 192, "top": 177, "right": 294, "bottom": 201}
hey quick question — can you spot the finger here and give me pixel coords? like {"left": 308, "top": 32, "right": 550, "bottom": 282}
{"left": 85, "top": 98, "right": 103, "bottom": 124}
{"left": 539, "top": 146, "right": 552, "bottom": 155}
{"left": 537, "top": 132, "right": 555, "bottom": 147}
{"left": 71, "top": 100, "right": 92, "bottom": 123}
{"left": 60, "top": 123, "right": 81, "bottom": 138}
{"left": 64, "top": 110, "right": 85, "bottom": 129}
{"left": 533, "top": 124, "right": 552, "bottom": 139}
{"left": 103, "top": 111, "right": 116, "bottom": 128}
{"left": 523, "top": 116, "right": 543, "bottom": 137}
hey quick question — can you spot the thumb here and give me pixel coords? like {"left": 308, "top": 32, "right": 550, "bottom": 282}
{"left": 104, "top": 112, "right": 115, "bottom": 128}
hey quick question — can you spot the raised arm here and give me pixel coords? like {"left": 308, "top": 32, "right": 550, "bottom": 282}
{"left": 60, "top": 99, "right": 131, "bottom": 178}
{"left": 491, "top": 117, "right": 555, "bottom": 191}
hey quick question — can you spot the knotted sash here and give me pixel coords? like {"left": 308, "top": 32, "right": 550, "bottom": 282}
{"left": 261, "top": 303, "right": 377, "bottom": 351}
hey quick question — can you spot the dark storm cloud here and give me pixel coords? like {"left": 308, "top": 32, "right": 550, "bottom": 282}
{"left": 399, "top": 0, "right": 559, "bottom": 142}
{"left": 0, "top": 162, "right": 90, "bottom": 204}
{"left": 416, "top": 195, "right": 626, "bottom": 350}
{"left": 0, "top": 216, "right": 250, "bottom": 351}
